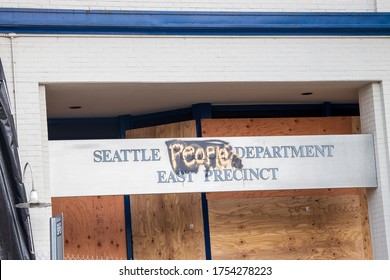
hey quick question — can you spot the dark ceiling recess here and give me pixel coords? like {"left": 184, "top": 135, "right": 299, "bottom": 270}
{"left": 47, "top": 103, "right": 359, "bottom": 140}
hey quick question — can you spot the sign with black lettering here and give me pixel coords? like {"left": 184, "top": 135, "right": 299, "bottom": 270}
{"left": 49, "top": 134, "right": 377, "bottom": 197}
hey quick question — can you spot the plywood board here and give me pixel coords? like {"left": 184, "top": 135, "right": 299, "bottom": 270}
{"left": 358, "top": 189, "right": 373, "bottom": 259}
{"left": 51, "top": 195, "right": 127, "bottom": 260}
{"left": 207, "top": 188, "right": 359, "bottom": 200}
{"left": 127, "top": 120, "right": 206, "bottom": 260}
{"left": 201, "top": 117, "right": 356, "bottom": 137}
{"left": 202, "top": 117, "right": 360, "bottom": 201}
{"left": 208, "top": 195, "right": 365, "bottom": 259}
{"left": 130, "top": 193, "right": 205, "bottom": 260}
{"left": 202, "top": 117, "right": 372, "bottom": 259}
{"left": 352, "top": 117, "right": 373, "bottom": 259}
{"left": 126, "top": 120, "right": 196, "bottom": 139}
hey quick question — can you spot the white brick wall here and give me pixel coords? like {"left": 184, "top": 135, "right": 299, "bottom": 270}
{"left": 2, "top": 33, "right": 390, "bottom": 259}
{"left": 0, "top": 0, "right": 377, "bottom": 12}
{"left": 15, "top": 81, "right": 51, "bottom": 260}
{"left": 376, "top": 0, "right": 390, "bottom": 11}
{"left": 1, "top": 37, "right": 51, "bottom": 259}
{"left": 359, "top": 83, "right": 390, "bottom": 259}
{"left": 8, "top": 36, "right": 390, "bottom": 83}
{"left": 0, "top": 38, "right": 16, "bottom": 115}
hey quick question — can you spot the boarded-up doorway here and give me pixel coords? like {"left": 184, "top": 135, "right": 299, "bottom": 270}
{"left": 127, "top": 120, "right": 206, "bottom": 260}
{"left": 51, "top": 195, "right": 127, "bottom": 260}
{"left": 51, "top": 116, "right": 372, "bottom": 260}
{"left": 202, "top": 117, "right": 372, "bottom": 259}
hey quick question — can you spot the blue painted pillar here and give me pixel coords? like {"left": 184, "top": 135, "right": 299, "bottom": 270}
{"left": 192, "top": 103, "right": 213, "bottom": 260}
{"left": 322, "top": 102, "right": 332, "bottom": 117}
{"left": 118, "top": 115, "right": 134, "bottom": 260}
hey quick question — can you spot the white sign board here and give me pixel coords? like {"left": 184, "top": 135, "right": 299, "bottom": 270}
{"left": 49, "top": 134, "right": 377, "bottom": 197}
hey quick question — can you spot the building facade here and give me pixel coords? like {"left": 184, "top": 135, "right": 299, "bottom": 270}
{"left": 1, "top": 0, "right": 390, "bottom": 260}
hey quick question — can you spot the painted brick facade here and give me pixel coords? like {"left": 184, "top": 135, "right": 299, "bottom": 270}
{"left": 359, "top": 83, "right": 390, "bottom": 259}
{"left": 1, "top": 34, "right": 390, "bottom": 259}
{"left": 1, "top": 0, "right": 390, "bottom": 260}
{"left": 0, "top": 0, "right": 378, "bottom": 12}
{"left": 377, "top": 0, "right": 390, "bottom": 11}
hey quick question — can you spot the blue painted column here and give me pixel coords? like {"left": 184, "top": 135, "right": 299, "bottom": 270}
{"left": 192, "top": 103, "right": 213, "bottom": 260}
{"left": 118, "top": 115, "right": 134, "bottom": 260}
{"left": 322, "top": 102, "right": 332, "bottom": 117}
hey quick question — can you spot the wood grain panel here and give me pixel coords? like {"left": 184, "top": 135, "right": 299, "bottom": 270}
{"left": 358, "top": 189, "right": 373, "bottom": 259}
{"left": 202, "top": 116, "right": 372, "bottom": 259}
{"left": 127, "top": 120, "right": 206, "bottom": 260}
{"left": 201, "top": 117, "right": 355, "bottom": 137}
{"left": 207, "top": 188, "right": 359, "bottom": 200}
{"left": 202, "top": 117, "right": 361, "bottom": 201}
{"left": 352, "top": 117, "right": 373, "bottom": 259}
{"left": 130, "top": 193, "right": 205, "bottom": 260}
{"left": 208, "top": 195, "right": 365, "bottom": 259}
{"left": 351, "top": 116, "right": 361, "bottom": 134}
{"left": 126, "top": 120, "right": 196, "bottom": 139}
{"left": 51, "top": 196, "right": 127, "bottom": 260}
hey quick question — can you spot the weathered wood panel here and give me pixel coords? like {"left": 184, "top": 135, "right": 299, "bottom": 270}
{"left": 358, "top": 189, "right": 373, "bottom": 259}
{"left": 127, "top": 120, "right": 206, "bottom": 260}
{"left": 126, "top": 120, "right": 196, "bottom": 139}
{"left": 202, "top": 116, "right": 360, "bottom": 201}
{"left": 130, "top": 193, "right": 205, "bottom": 260}
{"left": 209, "top": 195, "right": 365, "bottom": 260}
{"left": 51, "top": 195, "right": 127, "bottom": 260}
{"left": 202, "top": 116, "right": 372, "bottom": 259}
{"left": 201, "top": 117, "right": 356, "bottom": 137}
{"left": 352, "top": 117, "right": 373, "bottom": 259}
{"left": 207, "top": 188, "right": 359, "bottom": 200}
{"left": 352, "top": 116, "right": 362, "bottom": 134}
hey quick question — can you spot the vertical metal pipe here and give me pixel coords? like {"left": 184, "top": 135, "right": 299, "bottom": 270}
{"left": 8, "top": 33, "right": 18, "bottom": 129}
